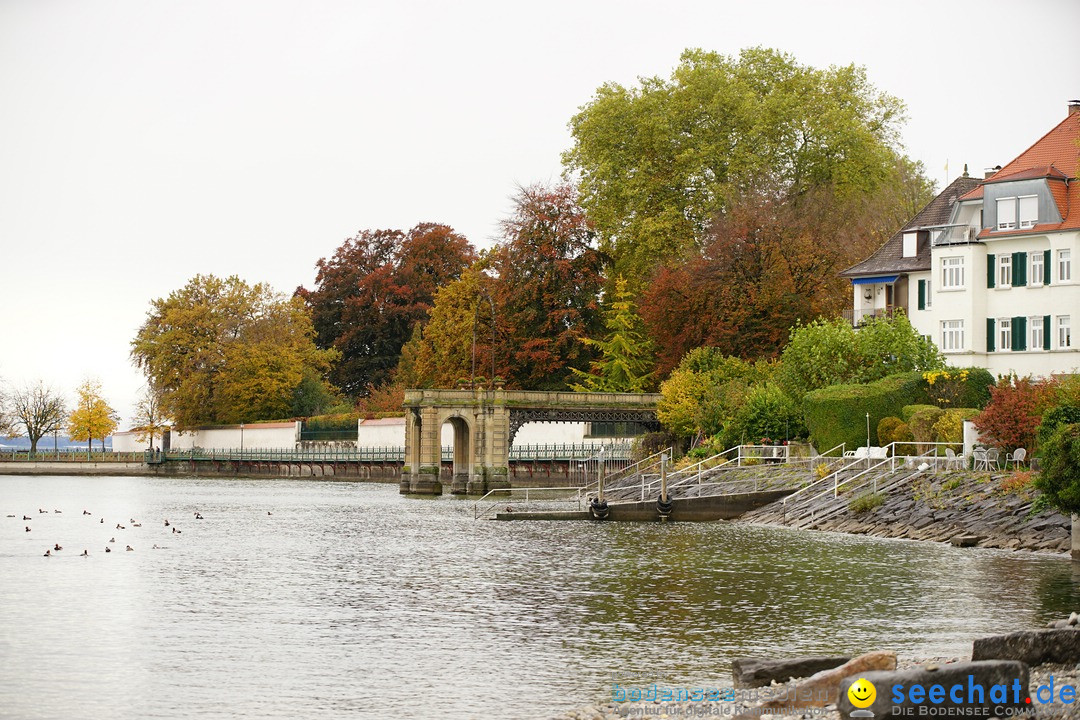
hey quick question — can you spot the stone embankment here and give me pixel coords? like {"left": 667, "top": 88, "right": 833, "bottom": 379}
{"left": 739, "top": 469, "right": 1071, "bottom": 554}
{"left": 558, "top": 614, "right": 1080, "bottom": 719}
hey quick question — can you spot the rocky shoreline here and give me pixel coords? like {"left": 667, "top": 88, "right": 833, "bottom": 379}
{"left": 738, "top": 469, "right": 1071, "bottom": 555}
{"left": 557, "top": 615, "right": 1080, "bottom": 720}
{"left": 557, "top": 657, "right": 1080, "bottom": 720}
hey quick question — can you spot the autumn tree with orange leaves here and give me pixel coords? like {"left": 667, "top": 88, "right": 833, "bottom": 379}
{"left": 297, "top": 223, "right": 475, "bottom": 398}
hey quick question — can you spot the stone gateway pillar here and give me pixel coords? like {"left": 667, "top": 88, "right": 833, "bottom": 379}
{"left": 400, "top": 388, "right": 662, "bottom": 496}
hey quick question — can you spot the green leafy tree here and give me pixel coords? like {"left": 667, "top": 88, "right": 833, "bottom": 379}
{"left": 564, "top": 47, "right": 924, "bottom": 285}
{"left": 131, "top": 275, "right": 339, "bottom": 429}
{"left": 570, "top": 276, "right": 657, "bottom": 392}
{"left": 67, "top": 378, "right": 119, "bottom": 452}
{"left": 1034, "top": 424, "right": 1080, "bottom": 514}
{"left": 657, "top": 349, "right": 770, "bottom": 438}
{"left": 853, "top": 313, "right": 945, "bottom": 383}
{"left": 720, "top": 383, "right": 806, "bottom": 447}
{"left": 775, "top": 314, "right": 944, "bottom": 400}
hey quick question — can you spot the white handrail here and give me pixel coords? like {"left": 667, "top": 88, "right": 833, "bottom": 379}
{"left": 473, "top": 486, "right": 584, "bottom": 520}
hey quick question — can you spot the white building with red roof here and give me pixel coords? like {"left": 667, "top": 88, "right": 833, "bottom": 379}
{"left": 843, "top": 101, "right": 1080, "bottom": 378}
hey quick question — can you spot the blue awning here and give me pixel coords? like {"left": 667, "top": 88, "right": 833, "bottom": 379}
{"left": 850, "top": 275, "right": 899, "bottom": 285}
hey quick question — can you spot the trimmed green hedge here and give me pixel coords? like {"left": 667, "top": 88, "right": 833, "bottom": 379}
{"left": 902, "top": 404, "right": 938, "bottom": 422}
{"left": 803, "top": 372, "right": 930, "bottom": 452}
{"left": 957, "top": 368, "right": 996, "bottom": 408}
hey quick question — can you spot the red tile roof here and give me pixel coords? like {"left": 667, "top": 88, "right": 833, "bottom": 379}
{"left": 984, "top": 165, "right": 1069, "bottom": 183}
{"left": 1049, "top": 178, "right": 1070, "bottom": 220}
{"left": 997, "top": 112, "right": 1079, "bottom": 179}
{"left": 962, "top": 110, "right": 1080, "bottom": 230}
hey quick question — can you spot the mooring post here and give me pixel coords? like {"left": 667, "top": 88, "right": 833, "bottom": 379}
{"left": 1072, "top": 514, "right": 1080, "bottom": 561}
{"left": 656, "top": 451, "right": 672, "bottom": 521}
{"left": 590, "top": 448, "right": 609, "bottom": 520}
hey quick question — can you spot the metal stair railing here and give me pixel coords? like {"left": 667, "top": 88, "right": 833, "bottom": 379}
{"left": 578, "top": 447, "right": 672, "bottom": 502}
{"left": 784, "top": 442, "right": 960, "bottom": 528}
{"left": 800, "top": 465, "right": 929, "bottom": 530}
{"left": 472, "top": 486, "right": 585, "bottom": 520}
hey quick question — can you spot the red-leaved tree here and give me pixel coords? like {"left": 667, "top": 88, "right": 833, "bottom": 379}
{"left": 490, "top": 183, "right": 606, "bottom": 390}
{"left": 297, "top": 224, "right": 475, "bottom": 397}
{"left": 973, "top": 375, "right": 1059, "bottom": 453}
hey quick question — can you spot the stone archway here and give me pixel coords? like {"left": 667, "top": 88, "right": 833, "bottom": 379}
{"left": 401, "top": 388, "right": 662, "bottom": 496}
{"left": 444, "top": 414, "right": 473, "bottom": 495}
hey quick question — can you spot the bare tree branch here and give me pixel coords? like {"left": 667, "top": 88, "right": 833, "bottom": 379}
{"left": 8, "top": 381, "right": 67, "bottom": 453}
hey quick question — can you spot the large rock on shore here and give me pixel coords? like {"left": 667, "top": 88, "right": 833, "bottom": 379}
{"left": 732, "top": 651, "right": 895, "bottom": 720}
{"left": 973, "top": 628, "right": 1080, "bottom": 665}
{"left": 837, "top": 661, "right": 1030, "bottom": 720}
{"left": 732, "top": 656, "right": 851, "bottom": 688}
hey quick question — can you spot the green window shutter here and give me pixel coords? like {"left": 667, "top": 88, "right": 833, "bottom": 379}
{"left": 1012, "top": 316, "right": 1027, "bottom": 351}
{"left": 1045, "top": 249, "right": 1052, "bottom": 284}
{"left": 1012, "top": 251, "right": 1027, "bottom": 286}
{"left": 917, "top": 280, "right": 926, "bottom": 310}
{"left": 1044, "top": 315, "right": 1052, "bottom": 350}
{"left": 987, "top": 318, "right": 996, "bottom": 352}
{"left": 987, "top": 253, "right": 996, "bottom": 288}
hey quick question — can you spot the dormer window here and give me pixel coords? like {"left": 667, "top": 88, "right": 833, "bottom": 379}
{"left": 902, "top": 232, "right": 917, "bottom": 258}
{"left": 995, "top": 195, "right": 1039, "bottom": 231}
{"left": 1019, "top": 196, "right": 1038, "bottom": 228}
{"left": 997, "top": 197, "right": 1016, "bottom": 230}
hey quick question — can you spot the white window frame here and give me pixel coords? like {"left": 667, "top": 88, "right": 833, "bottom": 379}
{"left": 941, "top": 320, "right": 965, "bottom": 352}
{"left": 1060, "top": 249, "right": 1072, "bottom": 282}
{"left": 902, "top": 232, "right": 917, "bottom": 258}
{"left": 998, "top": 318, "right": 1012, "bottom": 352}
{"left": 997, "top": 197, "right": 1017, "bottom": 230}
{"left": 1030, "top": 317, "right": 1043, "bottom": 352}
{"left": 1030, "top": 252, "right": 1044, "bottom": 287}
{"left": 1060, "top": 316, "right": 1072, "bottom": 349}
{"left": 1018, "top": 195, "right": 1038, "bottom": 229}
{"left": 998, "top": 254, "right": 1012, "bottom": 287}
{"left": 941, "top": 257, "right": 965, "bottom": 290}
{"left": 926, "top": 278, "right": 932, "bottom": 309}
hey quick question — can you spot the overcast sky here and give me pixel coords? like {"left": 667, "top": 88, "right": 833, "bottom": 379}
{"left": 1, "top": 0, "right": 1078, "bottom": 429}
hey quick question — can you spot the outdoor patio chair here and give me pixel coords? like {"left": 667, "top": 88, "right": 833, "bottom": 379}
{"left": 1005, "top": 447, "right": 1026, "bottom": 469}
{"left": 985, "top": 447, "right": 1001, "bottom": 470}
{"left": 972, "top": 448, "right": 988, "bottom": 471}
{"left": 944, "top": 447, "right": 961, "bottom": 471}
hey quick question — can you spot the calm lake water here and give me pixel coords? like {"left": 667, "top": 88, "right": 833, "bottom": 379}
{"left": 2, "top": 475, "right": 1079, "bottom": 720}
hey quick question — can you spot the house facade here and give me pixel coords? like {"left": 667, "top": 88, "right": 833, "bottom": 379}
{"left": 842, "top": 102, "right": 1080, "bottom": 378}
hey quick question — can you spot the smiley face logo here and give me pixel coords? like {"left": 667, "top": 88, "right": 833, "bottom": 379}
{"left": 848, "top": 678, "right": 876, "bottom": 709}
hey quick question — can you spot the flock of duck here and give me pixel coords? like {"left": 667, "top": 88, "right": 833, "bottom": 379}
{"left": 9, "top": 507, "right": 208, "bottom": 557}
{"left": 10, "top": 507, "right": 275, "bottom": 557}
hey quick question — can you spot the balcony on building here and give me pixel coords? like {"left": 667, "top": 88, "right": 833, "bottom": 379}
{"left": 927, "top": 223, "right": 979, "bottom": 246}
{"left": 844, "top": 274, "right": 903, "bottom": 328}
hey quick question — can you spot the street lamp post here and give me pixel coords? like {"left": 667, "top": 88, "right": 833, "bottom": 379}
{"left": 471, "top": 287, "right": 497, "bottom": 384}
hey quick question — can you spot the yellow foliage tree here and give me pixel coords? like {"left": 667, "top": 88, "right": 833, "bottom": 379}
{"left": 396, "top": 266, "right": 489, "bottom": 388}
{"left": 67, "top": 379, "right": 119, "bottom": 452}
{"left": 130, "top": 275, "right": 339, "bottom": 429}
